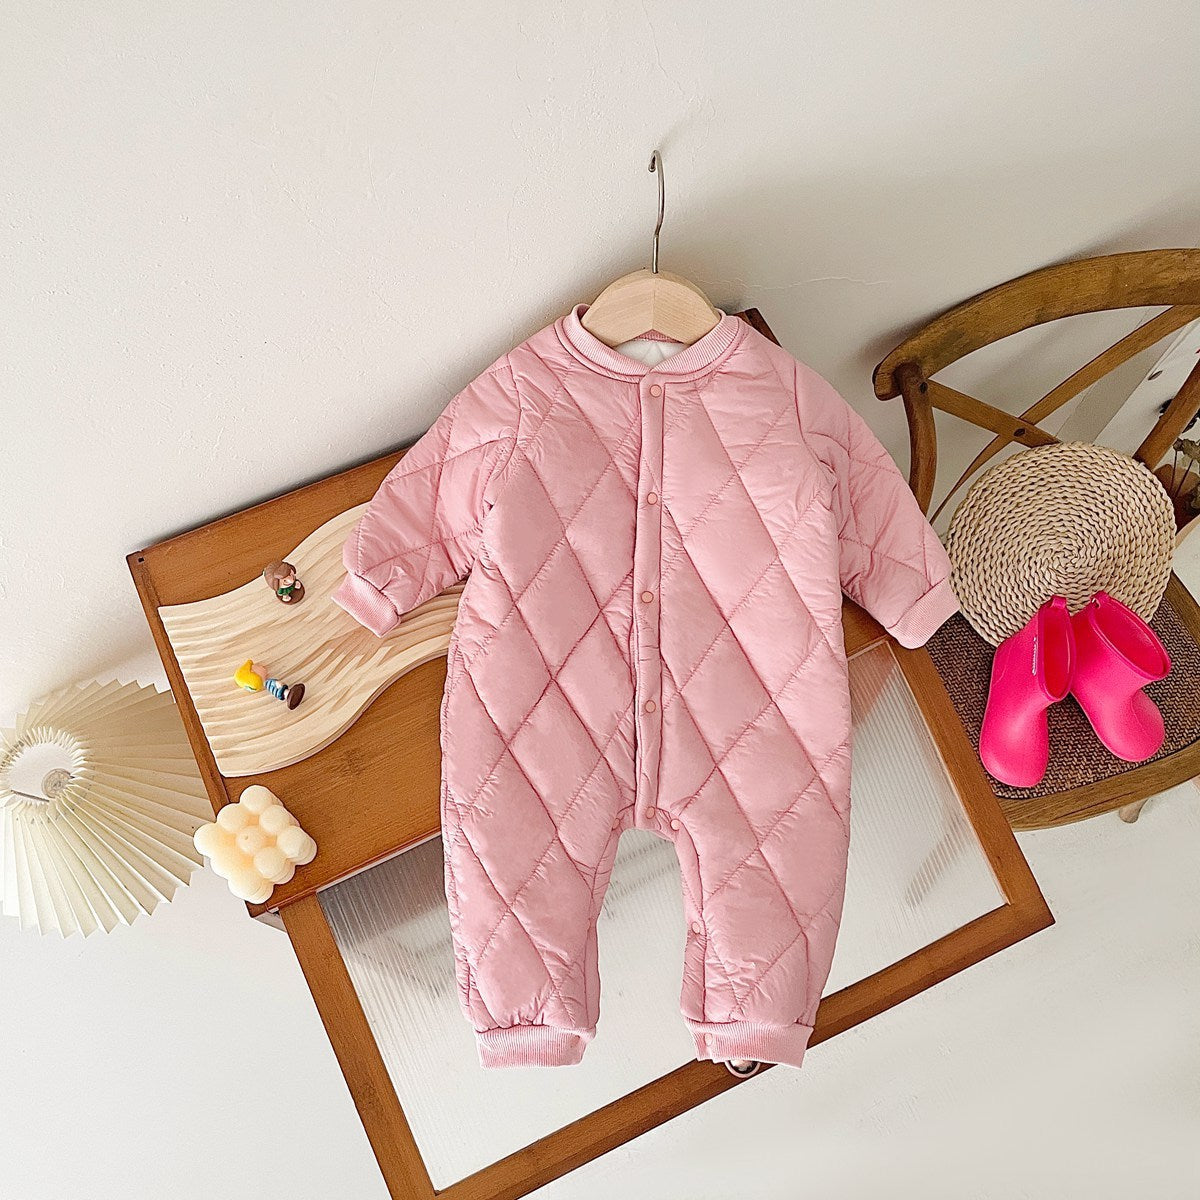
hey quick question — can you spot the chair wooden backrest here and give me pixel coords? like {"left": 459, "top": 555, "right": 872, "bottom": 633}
{"left": 873, "top": 249, "right": 1200, "bottom": 519}
{"left": 873, "top": 250, "right": 1200, "bottom": 827}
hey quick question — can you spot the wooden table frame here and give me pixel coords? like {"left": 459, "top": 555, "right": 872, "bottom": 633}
{"left": 129, "top": 311, "right": 1052, "bottom": 1200}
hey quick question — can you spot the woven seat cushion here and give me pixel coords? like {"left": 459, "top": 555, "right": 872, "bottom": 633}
{"left": 925, "top": 591, "right": 1200, "bottom": 804}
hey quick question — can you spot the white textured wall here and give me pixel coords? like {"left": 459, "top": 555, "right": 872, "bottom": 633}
{"left": 5, "top": 0, "right": 1200, "bottom": 706}
{"left": 3, "top": 3, "right": 1199, "bottom": 1198}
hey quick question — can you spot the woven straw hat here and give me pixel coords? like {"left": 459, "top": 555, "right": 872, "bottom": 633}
{"left": 946, "top": 442, "right": 1175, "bottom": 646}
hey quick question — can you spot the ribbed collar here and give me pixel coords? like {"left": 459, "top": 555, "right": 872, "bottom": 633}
{"left": 559, "top": 303, "right": 743, "bottom": 380}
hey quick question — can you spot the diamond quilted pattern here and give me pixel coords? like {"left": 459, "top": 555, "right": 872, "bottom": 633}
{"left": 333, "top": 305, "right": 958, "bottom": 1069}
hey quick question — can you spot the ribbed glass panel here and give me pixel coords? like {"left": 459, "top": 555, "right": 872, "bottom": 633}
{"left": 319, "top": 644, "right": 1002, "bottom": 1186}
{"left": 828, "top": 643, "right": 1003, "bottom": 992}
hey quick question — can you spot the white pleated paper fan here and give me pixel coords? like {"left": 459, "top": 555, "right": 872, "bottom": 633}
{"left": 0, "top": 681, "right": 211, "bottom": 936}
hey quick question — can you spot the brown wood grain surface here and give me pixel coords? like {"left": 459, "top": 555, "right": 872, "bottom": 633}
{"left": 129, "top": 447, "right": 447, "bottom": 913}
{"left": 873, "top": 249, "right": 1200, "bottom": 399}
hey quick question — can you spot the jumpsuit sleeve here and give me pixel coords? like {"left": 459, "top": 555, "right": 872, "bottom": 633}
{"left": 795, "top": 363, "right": 959, "bottom": 649}
{"left": 332, "top": 358, "right": 521, "bottom": 637}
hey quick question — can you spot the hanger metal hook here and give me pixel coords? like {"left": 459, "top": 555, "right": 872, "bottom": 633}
{"left": 649, "top": 150, "right": 664, "bottom": 274}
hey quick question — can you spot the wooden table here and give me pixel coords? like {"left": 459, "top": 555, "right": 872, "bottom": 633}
{"left": 129, "top": 309, "right": 1052, "bottom": 1200}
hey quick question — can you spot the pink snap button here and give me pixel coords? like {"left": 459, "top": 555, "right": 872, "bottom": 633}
{"left": 691, "top": 921, "right": 702, "bottom": 934}
{"left": 670, "top": 818, "right": 681, "bottom": 830}
{"left": 640, "top": 590, "right": 654, "bottom": 603}
{"left": 644, "top": 699, "right": 656, "bottom": 713}
{"left": 646, "top": 492, "right": 659, "bottom": 504}
{"left": 703, "top": 1033, "right": 713, "bottom": 1045}
{"left": 644, "top": 806, "right": 656, "bottom": 819}
{"left": 648, "top": 383, "right": 662, "bottom": 397}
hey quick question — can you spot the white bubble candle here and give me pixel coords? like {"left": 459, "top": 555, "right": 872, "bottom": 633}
{"left": 193, "top": 785, "right": 317, "bottom": 905}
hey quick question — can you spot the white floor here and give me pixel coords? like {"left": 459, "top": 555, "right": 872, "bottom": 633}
{"left": 2, "top": 782, "right": 1196, "bottom": 1200}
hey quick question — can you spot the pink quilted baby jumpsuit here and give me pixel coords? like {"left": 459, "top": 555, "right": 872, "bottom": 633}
{"left": 333, "top": 306, "right": 958, "bottom": 1070}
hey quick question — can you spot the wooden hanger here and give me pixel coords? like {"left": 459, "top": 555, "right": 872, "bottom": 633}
{"left": 581, "top": 151, "right": 722, "bottom": 348}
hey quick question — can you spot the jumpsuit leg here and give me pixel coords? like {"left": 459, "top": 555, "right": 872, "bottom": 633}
{"left": 671, "top": 759, "right": 852, "bottom": 1070}
{"left": 440, "top": 672, "right": 633, "bottom": 1069}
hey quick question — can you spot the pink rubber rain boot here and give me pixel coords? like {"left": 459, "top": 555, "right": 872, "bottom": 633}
{"left": 1070, "top": 592, "right": 1170, "bottom": 762}
{"left": 979, "top": 596, "right": 1074, "bottom": 788}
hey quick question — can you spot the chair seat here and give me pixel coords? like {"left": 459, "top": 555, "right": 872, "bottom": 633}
{"left": 926, "top": 590, "right": 1200, "bottom": 825}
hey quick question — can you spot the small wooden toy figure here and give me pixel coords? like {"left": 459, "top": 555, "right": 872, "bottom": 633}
{"left": 263, "top": 559, "right": 305, "bottom": 605}
{"left": 234, "top": 660, "right": 306, "bottom": 710}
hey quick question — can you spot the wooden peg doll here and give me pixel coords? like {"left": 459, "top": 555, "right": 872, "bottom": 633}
{"left": 264, "top": 560, "right": 305, "bottom": 605}
{"left": 234, "top": 660, "right": 306, "bottom": 709}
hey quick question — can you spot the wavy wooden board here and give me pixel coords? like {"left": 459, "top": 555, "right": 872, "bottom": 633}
{"left": 158, "top": 504, "right": 461, "bottom": 777}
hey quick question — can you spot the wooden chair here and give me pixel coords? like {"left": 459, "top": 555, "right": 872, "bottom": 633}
{"left": 874, "top": 249, "right": 1200, "bottom": 829}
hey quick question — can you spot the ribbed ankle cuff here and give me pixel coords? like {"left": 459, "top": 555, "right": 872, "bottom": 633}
{"left": 476, "top": 1025, "right": 592, "bottom": 1068}
{"left": 687, "top": 1020, "right": 815, "bottom": 1069}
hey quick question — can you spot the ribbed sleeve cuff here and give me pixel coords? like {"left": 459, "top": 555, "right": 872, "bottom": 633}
{"left": 888, "top": 578, "right": 960, "bottom": 649}
{"left": 331, "top": 571, "right": 401, "bottom": 637}
{"left": 687, "top": 1020, "right": 814, "bottom": 1070}
{"left": 476, "top": 1025, "right": 593, "bottom": 1069}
